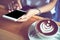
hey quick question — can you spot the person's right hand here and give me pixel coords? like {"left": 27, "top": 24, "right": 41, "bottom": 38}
{"left": 8, "top": 4, "right": 22, "bottom": 13}
{"left": 8, "top": 0, "right": 22, "bottom": 12}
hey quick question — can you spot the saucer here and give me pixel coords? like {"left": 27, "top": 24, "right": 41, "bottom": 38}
{"left": 28, "top": 21, "right": 60, "bottom": 40}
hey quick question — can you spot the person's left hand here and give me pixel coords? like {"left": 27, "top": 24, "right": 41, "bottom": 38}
{"left": 17, "top": 9, "right": 39, "bottom": 22}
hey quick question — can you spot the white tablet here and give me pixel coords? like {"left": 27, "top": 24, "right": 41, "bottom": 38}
{"left": 2, "top": 10, "right": 26, "bottom": 21}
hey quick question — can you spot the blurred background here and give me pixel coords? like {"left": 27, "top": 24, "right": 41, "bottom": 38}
{"left": 0, "top": 0, "right": 60, "bottom": 22}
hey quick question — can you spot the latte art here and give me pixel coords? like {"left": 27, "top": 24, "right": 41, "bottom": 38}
{"left": 40, "top": 22, "right": 54, "bottom": 33}
{"left": 28, "top": 20, "right": 60, "bottom": 40}
{"left": 36, "top": 20, "right": 58, "bottom": 36}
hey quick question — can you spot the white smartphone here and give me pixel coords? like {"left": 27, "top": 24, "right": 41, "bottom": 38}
{"left": 2, "top": 10, "right": 26, "bottom": 21}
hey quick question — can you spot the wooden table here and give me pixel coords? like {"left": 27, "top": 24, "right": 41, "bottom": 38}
{"left": 0, "top": 8, "right": 60, "bottom": 40}
{"left": 0, "top": 8, "right": 45, "bottom": 40}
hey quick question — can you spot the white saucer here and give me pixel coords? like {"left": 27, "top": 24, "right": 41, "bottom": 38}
{"left": 28, "top": 21, "right": 60, "bottom": 40}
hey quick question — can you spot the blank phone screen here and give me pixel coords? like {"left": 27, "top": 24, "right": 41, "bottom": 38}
{"left": 5, "top": 10, "right": 26, "bottom": 19}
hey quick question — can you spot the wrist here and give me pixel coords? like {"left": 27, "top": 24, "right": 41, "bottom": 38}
{"left": 26, "top": 9, "right": 41, "bottom": 17}
{"left": 36, "top": 8, "right": 41, "bottom": 14}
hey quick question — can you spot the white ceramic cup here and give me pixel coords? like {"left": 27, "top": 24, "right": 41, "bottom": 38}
{"left": 35, "top": 20, "right": 58, "bottom": 38}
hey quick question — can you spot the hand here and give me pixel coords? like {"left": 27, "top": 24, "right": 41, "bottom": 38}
{"left": 8, "top": 2, "right": 22, "bottom": 12}
{"left": 13, "top": 3, "right": 22, "bottom": 10}
{"left": 17, "top": 9, "right": 39, "bottom": 22}
{"left": 17, "top": 15, "right": 29, "bottom": 22}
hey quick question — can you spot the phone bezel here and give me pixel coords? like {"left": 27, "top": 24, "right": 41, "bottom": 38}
{"left": 2, "top": 10, "right": 26, "bottom": 21}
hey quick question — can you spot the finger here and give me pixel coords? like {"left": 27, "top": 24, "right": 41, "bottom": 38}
{"left": 8, "top": 10, "right": 12, "bottom": 13}
{"left": 17, "top": 19, "right": 27, "bottom": 22}
{"left": 8, "top": 9, "right": 14, "bottom": 13}
{"left": 17, "top": 17, "right": 28, "bottom": 22}
{"left": 18, "top": 15, "right": 26, "bottom": 19}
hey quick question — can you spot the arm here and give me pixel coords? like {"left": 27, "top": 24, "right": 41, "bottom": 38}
{"left": 17, "top": 0, "right": 57, "bottom": 22}
{"left": 25, "top": 0, "right": 57, "bottom": 17}
{"left": 38, "top": 0, "right": 57, "bottom": 13}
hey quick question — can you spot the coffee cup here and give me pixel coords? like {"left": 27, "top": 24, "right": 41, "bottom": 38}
{"left": 35, "top": 20, "right": 58, "bottom": 38}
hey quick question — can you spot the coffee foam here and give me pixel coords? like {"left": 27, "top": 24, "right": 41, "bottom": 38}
{"left": 40, "top": 22, "right": 54, "bottom": 33}
{"left": 36, "top": 20, "right": 58, "bottom": 36}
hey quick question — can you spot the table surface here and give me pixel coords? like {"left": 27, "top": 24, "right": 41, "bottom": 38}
{"left": 0, "top": 8, "right": 44, "bottom": 40}
{"left": 0, "top": 8, "right": 60, "bottom": 40}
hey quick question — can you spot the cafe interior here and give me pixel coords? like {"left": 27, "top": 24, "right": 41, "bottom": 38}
{"left": 0, "top": 0, "right": 60, "bottom": 40}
